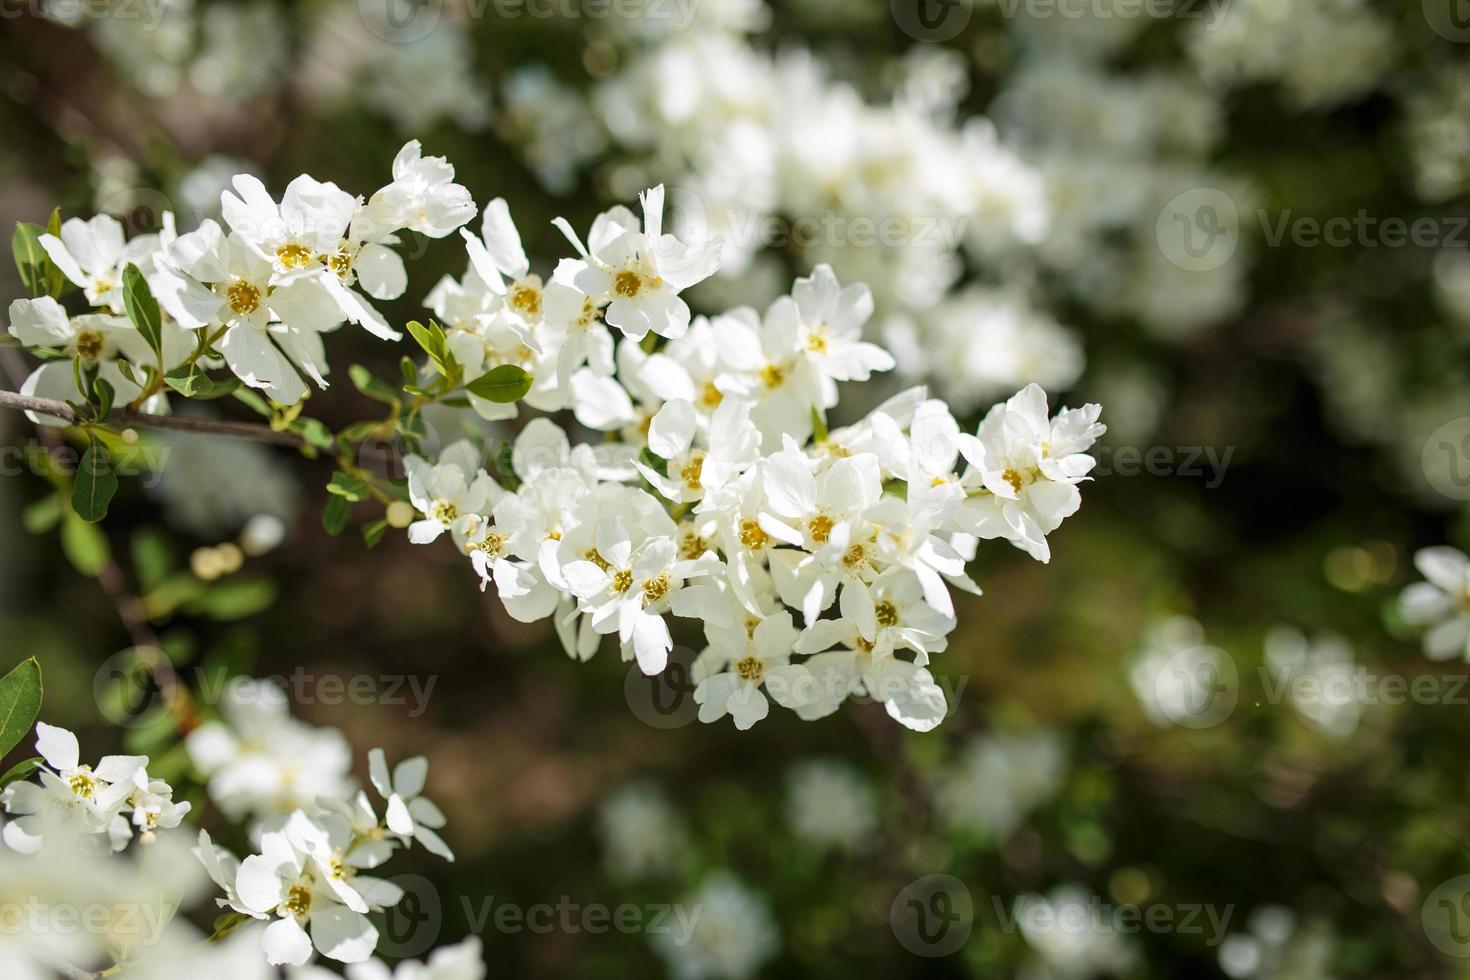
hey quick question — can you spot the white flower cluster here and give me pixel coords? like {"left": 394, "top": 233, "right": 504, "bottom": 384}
{"left": 0, "top": 721, "right": 190, "bottom": 854}
{"left": 185, "top": 677, "right": 355, "bottom": 825}
{"left": 403, "top": 184, "right": 1104, "bottom": 731}
{"left": 8, "top": 140, "right": 475, "bottom": 412}
{"left": 1185, "top": 0, "right": 1394, "bottom": 111}
{"left": 196, "top": 748, "right": 452, "bottom": 967}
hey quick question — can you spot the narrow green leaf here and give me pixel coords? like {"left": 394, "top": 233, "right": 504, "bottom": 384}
{"left": 122, "top": 263, "right": 163, "bottom": 356}
{"left": 72, "top": 441, "right": 119, "bottom": 523}
{"left": 465, "top": 364, "right": 533, "bottom": 404}
{"left": 61, "top": 511, "right": 110, "bottom": 576}
{"left": 0, "top": 756, "right": 41, "bottom": 790}
{"left": 185, "top": 579, "right": 278, "bottom": 621}
{"left": 327, "top": 472, "right": 371, "bottom": 502}
{"left": 323, "top": 494, "right": 351, "bottom": 536}
{"left": 131, "top": 528, "right": 175, "bottom": 592}
{"left": 0, "top": 657, "right": 43, "bottom": 761}
{"left": 11, "top": 222, "right": 47, "bottom": 297}
{"left": 362, "top": 519, "right": 389, "bottom": 550}
{"left": 92, "top": 376, "right": 115, "bottom": 419}
{"left": 21, "top": 494, "right": 62, "bottom": 534}
{"left": 348, "top": 364, "right": 401, "bottom": 406}
{"left": 43, "top": 208, "right": 64, "bottom": 298}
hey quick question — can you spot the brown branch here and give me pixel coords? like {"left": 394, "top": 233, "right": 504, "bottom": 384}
{"left": 0, "top": 388, "right": 330, "bottom": 453}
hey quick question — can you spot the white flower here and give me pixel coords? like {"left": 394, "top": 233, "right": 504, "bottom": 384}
{"left": 785, "top": 760, "right": 876, "bottom": 851}
{"left": 367, "top": 749, "right": 454, "bottom": 861}
{"left": 40, "top": 213, "right": 158, "bottom": 312}
{"left": 955, "top": 384, "right": 1104, "bottom": 563}
{"left": 637, "top": 395, "right": 762, "bottom": 504}
{"left": 160, "top": 219, "right": 344, "bottom": 404}
{"left": 558, "top": 184, "right": 723, "bottom": 341}
{"left": 361, "top": 141, "right": 478, "bottom": 241}
{"left": 652, "top": 873, "right": 778, "bottom": 980}
{"left": 597, "top": 782, "right": 689, "bottom": 880}
{"left": 937, "top": 731, "right": 1066, "bottom": 840}
{"left": 0, "top": 722, "right": 164, "bottom": 854}
{"left": 404, "top": 441, "right": 501, "bottom": 547}
{"left": 233, "top": 814, "right": 379, "bottom": 966}
{"left": 1263, "top": 626, "right": 1360, "bottom": 738}
{"left": 1400, "top": 546, "right": 1470, "bottom": 661}
{"left": 693, "top": 610, "right": 816, "bottom": 730}
{"left": 337, "top": 937, "right": 486, "bottom": 980}
{"left": 6, "top": 296, "right": 168, "bottom": 424}
{"left": 185, "top": 679, "right": 353, "bottom": 823}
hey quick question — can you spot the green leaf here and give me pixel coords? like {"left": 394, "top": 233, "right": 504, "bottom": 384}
{"left": 348, "top": 364, "right": 400, "bottom": 406}
{"left": 92, "top": 376, "right": 115, "bottom": 419}
{"left": 43, "top": 208, "right": 64, "bottom": 298}
{"left": 465, "top": 364, "right": 533, "bottom": 404}
{"left": 61, "top": 511, "right": 110, "bottom": 576}
{"left": 164, "top": 364, "right": 239, "bottom": 399}
{"left": 131, "top": 528, "right": 175, "bottom": 592}
{"left": 323, "top": 494, "right": 351, "bottom": 536}
{"left": 12, "top": 222, "right": 47, "bottom": 298}
{"left": 399, "top": 356, "right": 419, "bottom": 387}
{"left": 72, "top": 441, "right": 119, "bottom": 523}
{"left": 810, "top": 407, "right": 829, "bottom": 445}
{"left": 21, "top": 494, "right": 62, "bottom": 534}
{"left": 327, "top": 472, "right": 371, "bottom": 502}
{"left": 185, "top": 579, "right": 278, "bottom": 621}
{"left": 406, "top": 320, "right": 445, "bottom": 363}
{"left": 121, "top": 263, "right": 164, "bottom": 356}
{"left": 0, "top": 756, "right": 41, "bottom": 791}
{"left": 362, "top": 519, "right": 389, "bottom": 549}
{"left": 0, "top": 658, "right": 43, "bottom": 761}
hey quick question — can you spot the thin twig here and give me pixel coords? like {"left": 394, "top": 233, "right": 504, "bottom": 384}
{"left": 0, "top": 387, "right": 330, "bottom": 453}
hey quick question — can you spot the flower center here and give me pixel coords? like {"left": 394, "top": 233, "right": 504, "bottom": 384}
{"left": 431, "top": 501, "right": 460, "bottom": 524}
{"left": 842, "top": 544, "right": 869, "bottom": 571}
{"left": 875, "top": 600, "right": 899, "bottom": 629}
{"left": 509, "top": 284, "right": 542, "bottom": 317}
{"left": 227, "top": 280, "right": 261, "bottom": 315}
{"left": 614, "top": 270, "right": 643, "bottom": 298}
{"left": 735, "top": 655, "right": 765, "bottom": 684}
{"left": 611, "top": 568, "right": 634, "bottom": 593}
{"left": 642, "top": 570, "right": 671, "bottom": 604}
{"left": 739, "top": 519, "right": 769, "bottom": 551}
{"left": 808, "top": 514, "right": 835, "bottom": 544}
{"left": 585, "top": 549, "right": 612, "bottom": 572}
{"left": 679, "top": 453, "right": 705, "bottom": 490}
{"left": 760, "top": 363, "right": 785, "bottom": 389}
{"left": 276, "top": 243, "right": 315, "bottom": 270}
{"left": 284, "top": 886, "right": 312, "bottom": 918}
{"left": 805, "top": 326, "right": 829, "bottom": 353}
{"left": 1003, "top": 467, "right": 1025, "bottom": 495}
{"left": 469, "top": 531, "right": 506, "bottom": 558}
{"left": 699, "top": 382, "right": 723, "bottom": 410}
{"left": 74, "top": 330, "right": 105, "bottom": 362}
{"left": 679, "top": 530, "right": 709, "bottom": 560}
{"left": 325, "top": 248, "right": 355, "bottom": 281}
{"left": 68, "top": 772, "right": 97, "bottom": 799}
